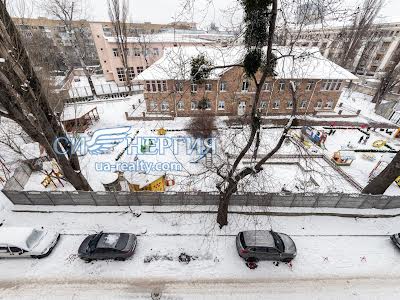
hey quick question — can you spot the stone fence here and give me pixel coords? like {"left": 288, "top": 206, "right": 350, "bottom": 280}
{"left": 3, "top": 190, "right": 400, "bottom": 210}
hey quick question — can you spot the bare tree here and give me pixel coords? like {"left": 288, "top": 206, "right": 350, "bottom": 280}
{"left": 108, "top": 0, "right": 132, "bottom": 95}
{"left": 43, "top": 0, "right": 97, "bottom": 97}
{"left": 336, "top": 0, "right": 383, "bottom": 71}
{"left": 0, "top": 1, "right": 92, "bottom": 191}
{"left": 372, "top": 47, "right": 400, "bottom": 107}
{"left": 363, "top": 151, "right": 400, "bottom": 195}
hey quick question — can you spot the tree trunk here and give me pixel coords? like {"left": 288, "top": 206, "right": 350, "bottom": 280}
{"left": 363, "top": 151, "right": 400, "bottom": 194}
{"left": 217, "top": 181, "right": 237, "bottom": 227}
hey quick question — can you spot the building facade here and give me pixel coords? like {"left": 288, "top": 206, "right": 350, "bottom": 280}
{"left": 138, "top": 46, "right": 357, "bottom": 117}
{"left": 288, "top": 21, "right": 400, "bottom": 93}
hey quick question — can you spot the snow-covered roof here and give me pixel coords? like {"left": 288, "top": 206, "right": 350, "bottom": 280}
{"left": 20, "top": 142, "right": 42, "bottom": 160}
{"left": 0, "top": 227, "right": 37, "bottom": 250}
{"left": 105, "top": 32, "right": 215, "bottom": 44}
{"left": 61, "top": 105, "right": 97, "bottom": 121}
{"left": 136, "top": 45, "right": 358, "bottom": 81}
{"left": 125, "top": 173, "right": 163, "bottom": 188}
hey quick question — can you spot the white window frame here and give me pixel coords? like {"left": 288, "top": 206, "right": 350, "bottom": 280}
{"left": 191, "top": 100, "right": 198, "bottom": 110}
{"left": 205, "top": 83, "right": 213, "bottom": 91}
{"left": 175, "top": 82, "right": 183, "bottom": 92}
{"left": 161, "top": 100, "right": 169, "bottom": 111}
{"left": 191, "top": 83, "right": 198, "bottom": 93}
{"left": 273, "top": 99, "right": 280, "bottom": 109}
{"left": 315, "top": 100, "right": 323, "bottom": 109}
{"left": 220, "top": 81, "right": 227, "bottom": 92}
{"left": 218, "top": 100, "right": 225, "bottom": 110}
{"left": 112, "top": 48, "right": 119, "bottom": 57}
{"left": 242, "top": 80, "right": 249, "bottom": 92}
{"left": 279, "top": 81, "right": 285, "bottom": 92}
{"left": 177, "top": 101, "right": 184, "bottom": 110}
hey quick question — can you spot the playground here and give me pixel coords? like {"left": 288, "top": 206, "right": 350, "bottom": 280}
{"left": 8, "top": 95, "right": 399, "bottom": 196}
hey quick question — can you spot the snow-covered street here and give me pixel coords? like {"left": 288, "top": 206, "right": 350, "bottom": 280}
{"left": 1, "top": 198, "right": 400, "bottom": 299}
{"left": 1, "top": 278, "right": 400, "bottom": 299}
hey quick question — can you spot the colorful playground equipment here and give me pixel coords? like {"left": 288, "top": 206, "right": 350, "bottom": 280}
{"left": 157, "top": 128, "right": 167, "bottom": 136}
{"left": 301, "top": 126, "right": 327, "bottom": 148}
{"left": 331, "top": 150, "right": 356, "bottom": 166}
{"left": 372, "top": 140, "right": 387, "bottom": 148}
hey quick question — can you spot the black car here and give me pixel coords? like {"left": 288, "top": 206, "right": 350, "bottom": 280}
{"left": 390, "top": 233, "right": 400, "bottom": 249}
{"left": 78, "top": 232, "right": 137, "bottom": 262}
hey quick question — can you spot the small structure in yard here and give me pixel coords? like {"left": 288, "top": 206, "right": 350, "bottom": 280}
{"left": 369, "top": 153, "right": 396, "bottom": 182}
{"left": 332, "top": 150, "right": 356, "bottom": 166}
{"left": 101, "top": 172, "right": 122, "bottom": 192}
{"left": 124, "top": 173, "right": 165, "bottom": 192}
{"left": 301, "top": 126, "right": 327, "bottom": 147}
{"left": 61, "top": 106, "right": 99, "bottom": 133}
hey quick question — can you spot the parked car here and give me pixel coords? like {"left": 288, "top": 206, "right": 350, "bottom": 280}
{"left": 236, "top": 230, "right": 297, "bottom": 263}
{"left": 0, "top": 227, "right": 60, "bottom": 258}
{"left": 390, "top": 233, "right": 400, "bottom": 249}
{"left": 78, "top": 232, "right": 137, "bottom": 262}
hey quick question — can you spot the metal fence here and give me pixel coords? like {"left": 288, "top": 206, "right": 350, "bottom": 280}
{"left": 3, "top": 190, "right": 400, "bottom": 209}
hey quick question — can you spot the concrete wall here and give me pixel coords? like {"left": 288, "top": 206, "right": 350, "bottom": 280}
{"left": 3, "top": 191, "right": 400, "bottom": 210}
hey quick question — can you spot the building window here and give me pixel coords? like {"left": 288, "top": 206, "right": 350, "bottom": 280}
{"left": 263, "top": 82, "right": 271, "bottom": 91}
{"left": 177, "top": 101, "right": 184, "bottom": 110}
{"left": 325, "top": 100, "right": 334, "bottom": 109}
{"left": 150, "top": 100, "right": 158, "bottom": 111}
{"left": 127, "top": 67, "right": 135, "bottom": 80}
{"left": 137, "top": 66, "right": 144, "bottom": 74}
{"left": 133, "top": 48, "right": 141, "bottom": 56}
{"left": 146, "top": 81, "right": 151, "bottom": 91}
{"left": 116, "top": 67, "right": 126, "bottom": 81}
{"left": 112, "top": 48, "right": 119, "bottom": 57}
{"left": 175, "top": 82, "right": 183, "bottom": 92}
{"left": 191, "top": 83, "right": 198, "bottom": 93}
{"left": 157, "top": 81, "right": 162, "bottom": 92}
{"left": 242, "top": 80, "right": 249, "bottom": 92}
{"left": 162, "top": 81, "right": 167, "bottom": 92}
{"left": 161, "top": 101, "right": 169, "bottom": 111}
{"left": 322, "top": 80, "right": 342, "bottom": 91}
{"left": 306, "top": 81, "right": 315, "bottom": 91}
{"left": 205, "top": 83, "right": 213, "bottom": 91}
{"left": 153, "top": 48, "right": 160, "bottom": 56}
{"left": 191, "top": 101, "right": 198, "bottom": 110}
{"left": 315, "top": 100, "right": 323, "bottom": 109}
{"left": 218, "top": 100, "right": 225, "bottom": 110}
{"left": 220, "top": 81, "right": 227, "bottom": 92}
{"left": 279, "top": 81, "right": 285, "bottom": 92}
{"left": 151, "top": 81, "right": 157, "bottom": 92}
{"left": 287, "top": 100, "right": 293, "bottom": 109}
{"left": 260, "top": 101, "right": 267, "bottom": 109}
{"left": 273, "top": 99, "right": 280, "bottom": 109}
{"left": 300, "top": 100, "right": 307, "bottom": 109}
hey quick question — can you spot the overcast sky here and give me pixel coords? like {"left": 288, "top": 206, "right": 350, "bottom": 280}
{"left": 13, "top": 0, "right": 400, "bottom": 29}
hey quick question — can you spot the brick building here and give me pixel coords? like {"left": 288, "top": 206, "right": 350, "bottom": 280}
{"left": 136, "top": 46, "right": 358, "bottom": 117}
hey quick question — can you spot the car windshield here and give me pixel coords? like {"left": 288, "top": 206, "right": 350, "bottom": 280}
{"left": 26, "top": 229, "right": 44, "bottom": 249}
{"left": 271, "top": 231, "right": 284, "bottom": 252}
{"left": 88, "top": 231, "right": 103, "bottom": 253}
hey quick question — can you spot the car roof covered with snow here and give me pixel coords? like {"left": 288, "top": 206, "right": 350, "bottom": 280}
{"left": 242, "top": 230, "right": 275, "bottom": 248}
{"left": 0, "top": 227, "right": 42, "bottom": 250}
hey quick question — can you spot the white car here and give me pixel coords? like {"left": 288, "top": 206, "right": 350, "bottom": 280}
{"left": 0, "top": 227, "right": 60, "bottom": 258}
